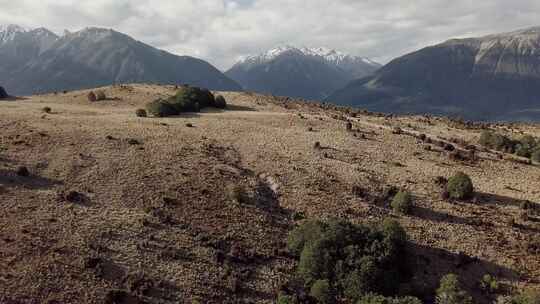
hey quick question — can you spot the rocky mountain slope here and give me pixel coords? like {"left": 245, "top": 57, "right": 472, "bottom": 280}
{"left": 0, "top": 25, "right": 241, "bottom": 95}
{"left": 327, "top": 26, "right": 540, "bottom": 122}
{"left": 226, "top": 46, "right": 380, "bottom": 100}
{"left": 0, "top": 84, "right": 539, "bottom": 303}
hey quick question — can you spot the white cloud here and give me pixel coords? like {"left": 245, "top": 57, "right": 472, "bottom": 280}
{"left": 1, "top": 0, "right": 540, "bottom": 70}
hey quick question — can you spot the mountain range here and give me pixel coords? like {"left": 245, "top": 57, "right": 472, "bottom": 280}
{"left": 328, "top": 26, "right": 540, "bottom": 122}
{"left": 226, "top": 46, "right": 381, "bottom": 100}
{"left": 0, "top": 25, "right": 240, "bottom": 95}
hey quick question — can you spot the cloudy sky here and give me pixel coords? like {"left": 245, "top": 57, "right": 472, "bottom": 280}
{"left": 1, "top": 0, "right": 540, "bottom": 70}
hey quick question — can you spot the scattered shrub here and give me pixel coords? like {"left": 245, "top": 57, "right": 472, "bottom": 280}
{"left": 479, "top": 130, "right": 514, "bottom": 152}
{"left": 310, "top": 279, "right": 333, "bottom": 304}
{"left": 532, "top": 150, "right": 540, "bottom": 163}
{"left": 87, "top": 91, "right": 97, "bottom": 102}
{"left": 42, "top": 107, "right": 52, "bottom": 113}
{"left": 135, "top": 109, "right": 147, "bottom": 117}
{"left": 145, "top": 99, "right": 177, "bottom": 117}
{"left": 509, "top": 290, "right": 540, "bottom": 304}
{"left": 435, "top": 274, "right": 472, "bottom": 304}
{"left": 346, "top": 122, "right": 353, "bottom": 131}
{"left": 96, "top": 90, "right": 106, "bottom": 101}
{"left": 169, "top": 86, "right": 214, "bottom": 111}
{"left": 214, "top": 95, "right": 227, "bottom": 109}
{"left": 391, "top": 190, "right": 413, "bottom": 214}
{"left": 480, "top": 274, "right": 499, "bottom": 293}
{"left": 358, "top": 293, "right": 423, "bottom": 304}
{"left": 277, "top": 294, "right": 299, "bottom": 304}
{"left": 16, "top": 166, "right": 30, "bottom": 177}
{"left": 446, "top": 172, "right": 474, "bottom": 200}
{"left": 314, "top": 142, "right": 321, "bottom": 149}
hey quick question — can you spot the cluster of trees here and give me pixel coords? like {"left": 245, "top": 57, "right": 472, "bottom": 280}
{"left": 480, "top": 131, "right": 540, "bottom": 163}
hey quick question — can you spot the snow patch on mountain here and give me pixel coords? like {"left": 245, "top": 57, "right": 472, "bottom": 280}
{"left": 237, "top": 45, "right": 380, "bottom": 68}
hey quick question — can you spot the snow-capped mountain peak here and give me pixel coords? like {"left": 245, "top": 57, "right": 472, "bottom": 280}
{"left": 237, "top": 45, "right": 380, "bottom": 68}
{"left": 0, "top": 24, "right": 29, "bottom": 44}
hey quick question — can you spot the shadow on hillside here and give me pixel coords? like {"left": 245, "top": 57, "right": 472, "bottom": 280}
{"left": 408, "top": 243, "right": 520, "bottom": 303}
{"left": 0, "top": 169, "right": 62, "bottom": 189}
{"left": 474, "top": 192, "right": 527, "bottom": 208}
{"left": 201, "top": 104, "right": 257, "bottom": 112}
{"left": 413, "top": 206, "right": 472, "bottom": 225}
{"left": 0, "top": 96, "right": 28, "bottom": 101}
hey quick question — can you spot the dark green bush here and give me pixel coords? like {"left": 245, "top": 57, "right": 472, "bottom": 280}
{"left": 277, "top": 294, "right": 299, "bottom": 304}
{"left": 509, "top": 290, "right": 540, "bottom": 304}
{"left": 435, "top": 274, "right": 472, "bottom": 304}
{"left": 135, "top": 109, "right": 147, "bottom": 117}
{"left": 479, "top": 130, "right": 514, "bottom": 152}
{"left": 287, "top": 220, "right": 326, "bottom": 256}
{"left": 214, "top": 95, "right": 227, "bottom": 109}
{"left": 289, "top": 218, "right": 410, "bottom": 302}
{"left": 42, "top": 106, "right": 52, "bottom": 113}
{"left": 480, "top": 274, "right": 499, "bottom": 293}
{"left": 169, "top": 86, "right": 214, "bottom": 111}
{"left": 358, "top": 293, "right": 422, "bottom": 304}
{"left": 446, "top": 172, "right": 474, "bottom": 200}
{"left": 391, "top": 190, "right": 413, "bottom": 215}
{"left": 310, "top": 279, "right": 333, "bottom": 304}
{"left": 145, "top": 99, "right": 177, "bottom": 117}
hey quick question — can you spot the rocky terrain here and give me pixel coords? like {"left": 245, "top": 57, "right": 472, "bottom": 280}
{"left": 327, "top": 26, "right": 540, "bottom": 122}
{"left": 226, "top": 46, "right": 380, "bottom": 100}
{"left": 0, "top": 25, "right": 240, "bottom": 96}
{"left": 0, "top": 84, "right": 539, "bottom": 303}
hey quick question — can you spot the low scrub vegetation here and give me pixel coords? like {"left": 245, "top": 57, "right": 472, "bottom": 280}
{"left": 435, "top": 274, "right": 472, "bottom": 304}
{"left": 284, "top": 218, "right": 412, "bottom": 303}
{"left": 391, "top": 190, "right": 414, "bottom": 215}
{"left": 446, "top": 172, "right": 474, "bottom": 200}
{"left": 479, "top": 130, "right": 540, "bottom": 163}
{"left": 144, "top": 86, "right": 226, "bottom": 117}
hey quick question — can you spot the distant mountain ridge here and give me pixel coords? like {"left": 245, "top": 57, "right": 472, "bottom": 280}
{"left": 226, "top": 46, "right": 380, "bottom": 100}
{"left": 327, "top": 26, "right": 540, "bottom": 122}
{"left": 0, "top": 25, "right": 241, "bottom": 95}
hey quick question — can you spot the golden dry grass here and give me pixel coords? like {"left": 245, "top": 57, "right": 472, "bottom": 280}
{"left": 0, "top": 84, "right": 539, "bottom": 303}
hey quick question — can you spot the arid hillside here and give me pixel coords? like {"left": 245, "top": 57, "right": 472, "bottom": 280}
{"left": 0, "top": 84, "right": 539, "bottom": 303}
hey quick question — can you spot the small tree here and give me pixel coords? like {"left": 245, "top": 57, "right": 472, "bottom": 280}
{"left": 391, "top": 190, "right": 413, "bottom": 215}
{"left": 446, "top": 172, "right": 474, "bottom": 200}
{"left": 310, "top": 279, "right": 333, "bottom": 304}
{"left": 87, "top": 91, "right": 97, "bottom": 102}
{"left": 436, "top": 274, "right": 472, "bottom": 304}
{"left": 214, "top": 95, "right": 227, "bottom": 109}
{"left": 135, "top": 109, "right": 147, "bottom": 117}
{"left": 145, "top": 99, "right": 177, "bottom": 117}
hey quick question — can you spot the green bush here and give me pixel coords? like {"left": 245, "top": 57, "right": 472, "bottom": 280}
{"left": 446, "top": 172, "right": 474, "bottom": 200}
{"left": 277, "top": 294, "right": 299, "bottom": 304}
{"left": 510, "top": 290, "right": 540, "bottom": 304}
{"left": 289, "top": 218, "right": 410, "bottom": 302}
{"left": 357, "top": 293, "right": 422, "bottom": 304}
{"left": 435, "top": 274, "right": 472, "bottom": 304}
{"left": 145, "top": 99, "right": 177, "bottom": 117}
{"left": 391, "top": 190, "right": 413, "bottom": 214}
{"left": 169, "top": 86, "right": 214, "bottom": 111}
{"left": 214, "top": 95, "right": 227, "bottom": 109}
{"left": 532, "top": 150, "right": 540, "bottom": 163}
{"left": 287, "top": 220, "right": 326, "bottom": 256}
{"left": 310, "top": 279, "right": 333, "bottom": 304}
{"left": 479, "top": 130, "right": 514, "bottom": 152}
{"left": 135, "top": 109, "right": 147, "bottom": 117}
{"left": 480, "top": 274, "right": 499, "bottom": 293}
